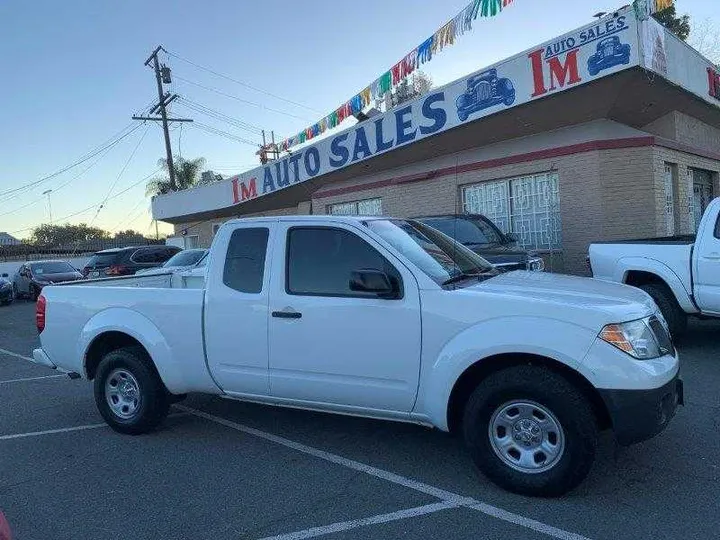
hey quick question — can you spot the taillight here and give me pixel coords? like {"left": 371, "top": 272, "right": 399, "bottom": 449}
{"left": 106, "top": 265, "right": 127, "bottom": 276}
{"left": 36, "top": 295, "right": 46, "bottom": 333}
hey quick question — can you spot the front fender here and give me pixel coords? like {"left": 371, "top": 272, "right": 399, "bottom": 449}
{"left": 614, "top": 257, "right": 696, "bottom": 313}
{"left": 79, "top": 308, "right": 185, "bottom": 393}
{"left": 418, "top": 317, "right": 597, "bottom": 431}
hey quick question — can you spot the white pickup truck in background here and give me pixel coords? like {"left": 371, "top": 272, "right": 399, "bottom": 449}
{"left": 590, "top": 197, "right": 720, "bottom": 338}
{"left": 30, "top": 216, "right": 682, "bottom": 497}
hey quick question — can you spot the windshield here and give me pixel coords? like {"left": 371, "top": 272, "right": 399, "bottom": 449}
{"left": 419, "top": 216, "right": 506, "bottom": 247}
{"left": 163, "top": 249, "right": 206, "bottom": 267}
{"left": 366, "top": 219, "right": 496, "bottom": 286}
{"left": 30, "top": 261, "right": 75, "bottom": 275}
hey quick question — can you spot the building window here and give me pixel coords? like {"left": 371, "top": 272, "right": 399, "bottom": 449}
{"left": 184, "top": 235, "right": 199, "bottom": 249}
{"left": 328, "top": 198, "right": 383, "bottom": 216}
{"left": 462, "top": 172, "right": 561, "bottom": 250}
{"left": 687, "top": 168, "right": 714, "bottom": 232}
{"left": 664, "top": 163, "right": 676, "bottom": 236}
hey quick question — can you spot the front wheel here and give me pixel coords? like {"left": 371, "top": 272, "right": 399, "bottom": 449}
{"left": 94, "top": 346, "right": 170, "bottom": 435}
{"left": 463, "top": 366, "right": 597, "bottom": 497}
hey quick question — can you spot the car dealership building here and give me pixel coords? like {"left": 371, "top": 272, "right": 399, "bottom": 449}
{"left": 152, "top": 8, "right": 720, "bottom": 274}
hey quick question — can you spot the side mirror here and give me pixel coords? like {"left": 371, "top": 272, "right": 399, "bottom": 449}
{"left": 349, "top": 269, "right": 396, "bottom": 298}
{"left": 1, "top": 273, "right": 7, "bottom": 278}
{"left": 505, "top": 233, "right": 519, "bottom": 243}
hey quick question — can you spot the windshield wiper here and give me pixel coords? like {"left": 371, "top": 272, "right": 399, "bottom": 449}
{"left": 442, "top": 272, "right": 484, "bottom": 286}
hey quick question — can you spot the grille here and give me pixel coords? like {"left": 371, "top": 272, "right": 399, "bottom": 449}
{"left": 648, "top": 316, "right": 674, "bottom": 355}
{"left": 476, "top": 82, "right": 491, "bottom": 101}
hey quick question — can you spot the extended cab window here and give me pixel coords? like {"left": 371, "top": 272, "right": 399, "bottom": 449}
{"left": 286, "top": 227, "right": 400, "bottom": 297}
{"left": 223, "top": 227, "right": 269, "bottom": 293}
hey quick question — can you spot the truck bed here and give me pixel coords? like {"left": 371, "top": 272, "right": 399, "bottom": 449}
{"left": 56, "top": 270, "right": 204, "bottom": 290}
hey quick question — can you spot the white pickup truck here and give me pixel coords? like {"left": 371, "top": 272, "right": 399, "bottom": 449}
{"left": 590, "top": 197, "right": 720, "bottom": 338}
{"left": 30, "top": 216, "right": 682, "bottom": 496}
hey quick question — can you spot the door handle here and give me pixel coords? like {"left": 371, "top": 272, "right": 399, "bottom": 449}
{"left": 703, "top": 253, "right": 720, "bottom": 261}
{"left": 272, "top": 310, "right": 302, "bottom": 319}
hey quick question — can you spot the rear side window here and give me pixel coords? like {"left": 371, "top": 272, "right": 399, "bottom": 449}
{"left": 132, "top": 247, "right": 168, "bottom": 264}
{"left": 715, "top": 215, "right": 720, "bottom": 239}
{"left": 286, "top": 227, "right": 400, "bottom": 297}
{"left": 223, "top": 228, "right": 269, "bottom": 293}
{"left": 86, "top": 253, "right": 119, "bottom": 267}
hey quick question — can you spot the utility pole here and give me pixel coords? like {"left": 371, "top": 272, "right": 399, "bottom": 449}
{"left": 133, "top": 46, "right": 193, "bottom": 191}
{"left": 42, "top": 189, "right": 53, "bottom": 225}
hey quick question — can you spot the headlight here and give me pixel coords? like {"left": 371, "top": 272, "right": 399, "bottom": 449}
{"left": 528, "top": 257, "right": 545, "bottom": 272}
{"left": 599, "top": 318, "right": 662, "bottom": 359}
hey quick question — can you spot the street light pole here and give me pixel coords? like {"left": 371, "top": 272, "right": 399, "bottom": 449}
{"left": 42, "top": 189, "right": 53, "bottom": 225}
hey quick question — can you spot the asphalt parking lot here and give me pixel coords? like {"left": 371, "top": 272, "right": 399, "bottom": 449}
{"left": 1, "top": 299, "right": 719, "bottom": 540}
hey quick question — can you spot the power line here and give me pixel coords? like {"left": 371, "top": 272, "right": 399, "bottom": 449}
{"left": 0, "top": 123, "right": 142, "bottom": 201}
{"left": 173, "top": 75, "right": 312, "bottom": 122}
{"left": 10, "top": 167, "right": 163, "bottom": 236}
{"left": 0, "top": 143, "right": 117, "bottom": 219}
{"left": 191, "top": 121, "right": 261, "bottom": 148}
{"left": 164, "top": 49, "right": 321, "bottom": 114}
{"left": 176, "top": 97, "right": 264, "bottom": 135}
{"left": 87, "top": 124, "right": 151, "bottom": 229}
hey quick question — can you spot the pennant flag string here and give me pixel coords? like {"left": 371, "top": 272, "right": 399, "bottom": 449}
{"left": 277, "top": 0, "right": 516, "bottom": 153}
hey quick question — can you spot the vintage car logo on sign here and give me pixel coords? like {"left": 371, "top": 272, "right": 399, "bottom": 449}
{"left": 587, "top": 36, "right": 631, "bottom": 76}
{"left": 456, "top": 69, "right": 516, "bottom": 122}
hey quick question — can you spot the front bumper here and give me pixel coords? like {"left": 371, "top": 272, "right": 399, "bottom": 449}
{"left": 599, "top": 374, "right": 684, "bottom": 446}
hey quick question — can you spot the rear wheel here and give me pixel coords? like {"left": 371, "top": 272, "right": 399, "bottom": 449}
{"left": 639, "top": 283, "right": 687, "bottom": 340}
{"left": 463, "top": 366, "right": 598, "bottom": 497}
{"left": 94, "top": 346, "right": 170, "bottom": 434}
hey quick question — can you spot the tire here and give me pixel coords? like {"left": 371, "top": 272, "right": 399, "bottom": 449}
{"left": 94, "top": 346, "right": 170, "bottom": 435}
{"left": 639, "top": 283, "right": 687, "bottom": 340}
{"left": 12, "top": 284, "right": 21, "bottom": 300}
{"left": 463, "top": 365, "right": 598, "bottom": 497}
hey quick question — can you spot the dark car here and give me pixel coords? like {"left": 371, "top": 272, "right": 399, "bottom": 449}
{"left": 414, "top": 214, "right": 544, "bottom": 272}
{"left": 0, "top": 273, "right": 14, "bottom": 305}
{"left": 82, "top": 245, "right": 182, "bottom": 278}
{"left": 12, "top": 260, "right": 83, "bottom": 300}
{"left": 587, "top": 36, "right": 631, "bottom": 76}
{"left": 135, "top": 248, "right": 208, "bottom": 275}
{"left": 456, "top": 68, "right": 515, "bottom": 122}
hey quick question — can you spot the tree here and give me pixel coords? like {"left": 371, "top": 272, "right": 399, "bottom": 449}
{"left": 653, "top": 5, "right": 690, "bottom": 41}
{"left": 146, "top": 156, "right": 206, "bottom": 196}
{"left": 113, "top": 229, "right": 149, "bottom": 243}
{"left": 394, "top": 71, "right": 433, "bottom": 106}
{"left": 30, "top": 223, "right": 109, "bottom": 247}
{"left": 690, "top": 18, "right": 720, "bottom": 63}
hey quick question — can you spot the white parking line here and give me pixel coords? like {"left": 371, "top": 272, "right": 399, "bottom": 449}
{"left": 0, "top": 422, "right": 107, "bottom": 441}
{"left": 0, "top": 347, "right": 32, "bottom": 361}
{"left": 178, "top": 406, "right": 591, "bottom": 540}
{"left": 0, "top": 374, "right": 66, "bottom": 384}
{"left": 258, "top": 500, "right": 464, "bottom": 540}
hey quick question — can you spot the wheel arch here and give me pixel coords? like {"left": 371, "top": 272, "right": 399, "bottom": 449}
{"left": 617, "top": 258, "right": 697, "bottom": 313}
{"left": 446, "top": 353, "right": 611, "bottom": 435}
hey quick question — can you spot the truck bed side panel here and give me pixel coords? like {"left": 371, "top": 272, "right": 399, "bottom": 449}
{"left": 40, "top": 285, "right": 220, "bottom": 394}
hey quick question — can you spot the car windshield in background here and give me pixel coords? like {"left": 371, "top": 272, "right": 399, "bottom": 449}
{"left": 420, "top": 217, "right": 505, "bottom": 247}
{"left": 31, "top": 262, "right": 75, "bottom": 275}
{"left": 86, "top": 253, "right": 119, "bottom": 267}
{"left": 366, "top": 219, "right": 497, "bottom": 286}
{"left": 163, "top": 250, "right": 206, "bottom": 267}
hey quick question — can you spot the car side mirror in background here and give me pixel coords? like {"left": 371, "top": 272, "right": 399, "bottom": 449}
{"left": 505, "top": 233, "right": 518, "bottom": 243}
{"left": 349, "top": 269, "right": 397, "bottom": 298}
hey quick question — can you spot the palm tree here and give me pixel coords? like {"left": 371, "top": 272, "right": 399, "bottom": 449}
{"left": 146, "top": 156, "right": 206, "bottom": 196}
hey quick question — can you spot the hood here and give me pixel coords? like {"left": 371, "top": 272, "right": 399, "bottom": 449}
{"left": 463, "top": 271, "right": 656, "bottom": 326}
{"left": 468, "top": 243, "right": 529, "bottom": 266}
{"left": 35, "top": 272, "right": 83, "bottom": 283}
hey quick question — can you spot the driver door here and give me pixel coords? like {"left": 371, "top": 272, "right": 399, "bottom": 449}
{"left": 268, "top": 223, "right": 422, "bottom": 412}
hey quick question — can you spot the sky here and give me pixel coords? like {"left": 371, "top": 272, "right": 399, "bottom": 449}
{"left": 0, "top": 0, "right": 716, "bottom": 240}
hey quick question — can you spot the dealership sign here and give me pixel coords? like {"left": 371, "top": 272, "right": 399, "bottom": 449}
{"left": 152, "top": 11, "right": 640, "bottom": 220}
